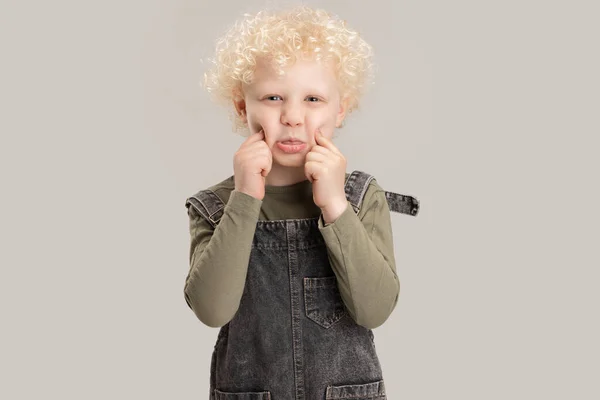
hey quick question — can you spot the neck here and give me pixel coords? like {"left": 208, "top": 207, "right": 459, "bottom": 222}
{"left": 264, "top": 164, "right": 309, "bottom": 187}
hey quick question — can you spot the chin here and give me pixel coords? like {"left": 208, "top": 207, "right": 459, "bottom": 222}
{"left": 274, "top": 154, "right": 305, "bottom": 167}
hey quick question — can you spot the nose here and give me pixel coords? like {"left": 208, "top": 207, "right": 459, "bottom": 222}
{"left": 280, "top": 100, "right": 303, "bottom": 127}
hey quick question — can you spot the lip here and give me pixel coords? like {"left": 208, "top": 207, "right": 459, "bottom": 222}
{"left": 276, "top": 141, "right": 307, "bottom": 153}
{"left": 279, "top": 137, "right": 305, "bottom": 143}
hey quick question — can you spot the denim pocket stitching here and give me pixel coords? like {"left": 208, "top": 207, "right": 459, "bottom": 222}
{"left": 304, "top": 276, "right": 347, "bottom": 329}
{"left": 325, "top": 378, "right": 386, "bottom": 399}
{"left": 213, "top": 388, "right": 271, "bottom": 399}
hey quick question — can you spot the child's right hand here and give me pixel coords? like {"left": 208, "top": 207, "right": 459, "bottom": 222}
{"left": 233, "top": 130, "right": 273, "bottom": 200}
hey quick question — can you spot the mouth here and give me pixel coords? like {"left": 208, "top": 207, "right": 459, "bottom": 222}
{"left": 276, "top": 140, "right": 307, "bottom": 154}
{"left": 278, "top": 138, "right": 305, "bottom": 144}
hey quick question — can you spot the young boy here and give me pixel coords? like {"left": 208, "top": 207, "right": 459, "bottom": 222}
{"left": 184, "top": 5, "right": 419, "bottom": 399}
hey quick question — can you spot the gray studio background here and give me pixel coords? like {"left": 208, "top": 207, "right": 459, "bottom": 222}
{"left": 1, "top": 0, "right": 598, "bottom": 398}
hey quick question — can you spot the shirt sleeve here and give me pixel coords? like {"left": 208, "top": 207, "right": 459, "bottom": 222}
{"left": 184, "top": 190, "right": 262, "bottom": 328}
{"left": 317, "top": 181, "right": 399, "bottom": 329}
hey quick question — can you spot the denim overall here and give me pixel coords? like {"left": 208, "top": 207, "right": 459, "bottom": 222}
{"left": 185, "top": 170, "right": 419, "bottom": 400}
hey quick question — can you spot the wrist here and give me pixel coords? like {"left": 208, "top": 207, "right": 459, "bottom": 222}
{"left": 321, "top": 199, "right": 348, "bottom": 224}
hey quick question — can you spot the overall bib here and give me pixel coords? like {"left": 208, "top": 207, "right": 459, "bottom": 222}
{"left": 185, "top": 170, "right": 419, "bottom": 400}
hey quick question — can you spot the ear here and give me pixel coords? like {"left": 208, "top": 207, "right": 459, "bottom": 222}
{"left": 233, "top": 95, "right": 247, "bottom": 124}
{"left": 335, "top": 96, "right": 349, "bottom": 128}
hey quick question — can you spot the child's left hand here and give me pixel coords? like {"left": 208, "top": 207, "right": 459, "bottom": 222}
{"left": 305, "top": 129, "right": 348, "bottom": 223}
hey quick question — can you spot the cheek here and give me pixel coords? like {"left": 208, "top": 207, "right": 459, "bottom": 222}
{"left": 309, "top": 108, "right": 337, "bottom": 126}
{"left": 307, "top": 115, "right": 337, "bottom": 139}
{"left": 246, "top": 115, "right": 275, "bottom": 145}
{"left": 248, "top": 109, "right": 276, "bottom": 131}
{"left": 247, "top": 116, "right": 266, "bottom": 134}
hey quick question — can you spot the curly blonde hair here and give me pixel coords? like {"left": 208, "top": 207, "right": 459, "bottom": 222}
{"left": 201, "top": 5, "right": 376, "bottom": 134}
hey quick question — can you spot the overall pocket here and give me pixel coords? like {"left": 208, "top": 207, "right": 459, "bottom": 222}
{"left": 325, "top": 379, "right": 386, "bottom": 400}
{"left": 304, "top": 276, "right": 347, "bottom": 329}
{"left": 213, "top": 389, "right": 271, "bottom": 399}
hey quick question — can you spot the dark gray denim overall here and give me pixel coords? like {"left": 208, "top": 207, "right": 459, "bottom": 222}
{"left": 185, "top": 170, "right": 419, "bottom": 400}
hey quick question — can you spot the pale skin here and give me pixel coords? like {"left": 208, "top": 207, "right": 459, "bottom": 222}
{"left": 232, "top": 56, "right": 350, "bottom": 223}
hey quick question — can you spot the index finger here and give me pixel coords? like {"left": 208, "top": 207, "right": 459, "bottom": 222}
{"left": 243, "top": 129, "right": 265, "bottom": 145}
{"left": 315, "top": 129, "right": 342, "bottom": 156}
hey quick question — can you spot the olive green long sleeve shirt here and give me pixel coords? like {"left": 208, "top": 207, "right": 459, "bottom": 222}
{"left": 184, "top": 173, "right": 399, "bottom": 330}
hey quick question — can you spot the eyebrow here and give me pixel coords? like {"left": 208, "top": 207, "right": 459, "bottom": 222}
{"left": 253, "top": 86, "right": 329, "bottom": 98}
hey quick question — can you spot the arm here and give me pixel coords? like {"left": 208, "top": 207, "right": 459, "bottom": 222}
{"left": 318, "top": 182, "right": 398, "bottom": 329}
{"left": 184, "top": 190, "right": 262, "bottom": 327}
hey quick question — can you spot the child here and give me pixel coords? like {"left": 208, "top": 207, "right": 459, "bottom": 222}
{"left": 184, "top": 5, "right": 419, "bottom": 399}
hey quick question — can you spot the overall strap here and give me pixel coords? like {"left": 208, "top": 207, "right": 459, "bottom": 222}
{"left": 344, "top": 170, "right": 420, "bottom": 217}
{"left": 344, "top": 170, "right": 375, "bottom": 214}
{"left": 385, "top": 191, "right": 420, "bottom": 216}
{"left": 184, "top": 189, "right": 226, "bottom": 229}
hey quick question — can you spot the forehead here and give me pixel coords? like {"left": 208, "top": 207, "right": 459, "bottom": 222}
{"left": 246, "top": 57, "right": 339, "bottom": 92}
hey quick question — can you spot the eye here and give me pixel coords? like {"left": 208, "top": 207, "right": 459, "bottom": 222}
{"left": 265, "top": 95, "right": 282, "bottom": 101}
{"left": 306, "top": 96, "right": 321, "bottom": 102}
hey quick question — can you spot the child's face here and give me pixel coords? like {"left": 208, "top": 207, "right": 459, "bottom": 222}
{"left": 234, "top": 56, "right": 347, "bottom": 168}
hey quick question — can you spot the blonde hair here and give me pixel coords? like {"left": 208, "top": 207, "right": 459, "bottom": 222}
{"left": 201, "top": 5, "right": 376, "bottom": 134}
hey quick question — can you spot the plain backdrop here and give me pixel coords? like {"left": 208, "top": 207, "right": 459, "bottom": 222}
{"left": 1, "top": 0, "right": 598, "bottom": 398}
